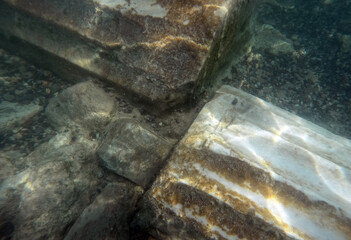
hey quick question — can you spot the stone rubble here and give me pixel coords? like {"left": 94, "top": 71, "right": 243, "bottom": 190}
{"left": 0, "top": 132, "right": 103, "bottom": 240}
{"left": 0, "top": 79, "right": 177, "bottom": 239}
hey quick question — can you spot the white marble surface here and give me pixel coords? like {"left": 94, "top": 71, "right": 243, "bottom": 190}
{"left": 188, "top": 86, "right": 351, "bottom": 213}
{"left": 150, "top": 85, "right": 351, "bottom": 239}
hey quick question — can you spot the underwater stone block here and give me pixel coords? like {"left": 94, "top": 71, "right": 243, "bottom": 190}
{"left": 0, "top": 0, "right": 255, "bottom": 108}
{"left": 97, "top": 118, "right": 174, "bottom": 188}
{"left": 137, "top": 85, "right": 351, "bottom": 239}
{"left": 64, "top": 182, "right": 143, "bottom": 240}
{"left": 45, "top": 80, "right": 115, "bottom": 133}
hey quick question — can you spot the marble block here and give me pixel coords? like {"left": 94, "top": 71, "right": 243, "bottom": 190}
{"left": 137, "top": 85, "right": 351, "bottom": 239}
{"left": 0, "top": 0, "right": 255, "bottom": 108}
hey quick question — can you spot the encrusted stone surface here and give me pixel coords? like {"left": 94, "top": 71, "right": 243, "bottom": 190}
{"left": 136, "top": 85, "right": 351, "bottom": 239}
{"left": 0, "top": 0, "right": 255, "bottom": 108}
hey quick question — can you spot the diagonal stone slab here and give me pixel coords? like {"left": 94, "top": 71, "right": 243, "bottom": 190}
{"left": 0, "top": 0, "right": 255, "bottom": 108}
{"left": 136, "top": 85, "right": 351, "bottom": 239}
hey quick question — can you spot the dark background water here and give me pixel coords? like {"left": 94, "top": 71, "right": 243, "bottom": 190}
{"left": 224, "top": 0, "right": 351, "bottom": 139}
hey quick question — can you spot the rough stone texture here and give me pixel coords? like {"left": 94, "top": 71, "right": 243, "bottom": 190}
{"left": 0, "top": 157, "right": 15, "bottom": 185}
{"left": 0, "top": 151, "right": 27, "bottom": 173}
{"left": 0, "top": 0, "right": 256, "bottom": 108}
{"left": 97, "top": 118, "right": 174, "bottom": 187}
{"left": 0, "top": 132, "right": 104, "bottom": 240}
{"left": 24, "top": 130, "right": 99, "bottom": 168}
{"left": 0, "top": 101, "right": 42, "bottom": 134}
{"left": 135, "top": 85, "right": 351, "bottom": 240}
{"left": 64, "top": 182, "right": 143, "bottom": 240}
{"left": 45, "top": 80, "right": 115, "bottom": 134}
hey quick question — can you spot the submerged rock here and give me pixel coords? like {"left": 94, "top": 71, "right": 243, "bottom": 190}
{"left": 254, "top": 24, "right": 295, "bottom": 55}
{"left": 0, "top": 133, "right": 103, "bottom": 240}
{"left": 45, "top": 80, "right": 115, "bottom": 134}
{"left": 341, "top": 34, "right": 351, "bottom": 52}
{"left": 0, "top": 157, "right": 15, "bottom": 185}
{"left": 0, "top": 101, "right": 42, "bottom": 134}
{"left": 97, "top": 118, "right": 174, "bottom": 188}
{"left": 0, "top": 150, "right": 26, "bottom": 181}
{"left": 0, "top": 0, "right": 256, "bottom": 108}
{"left": 136, "top": 85, "right": 351, "bottom": 239}
{"left": 64, "top": 182, "right": 143, "bottom": 240}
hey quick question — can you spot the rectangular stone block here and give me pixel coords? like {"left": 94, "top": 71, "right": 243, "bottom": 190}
{"left": 138, "top": 85, "right": 351, "bottom": 239}
{"left": 0, "top": 0, "right": 255, "bottom": 108}
{"left": 97, "top": 118, "right": 174, "bottom": 188}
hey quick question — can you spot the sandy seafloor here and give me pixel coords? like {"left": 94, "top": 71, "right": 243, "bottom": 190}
{"left": 221, "top": 0, "right": 351, "bottom": 139}
{"left": 0, "top": 0, "right": 350, "bottom": 158}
